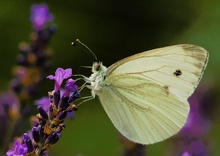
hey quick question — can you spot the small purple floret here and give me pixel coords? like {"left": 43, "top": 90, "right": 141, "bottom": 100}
{"left": 47, "top": 68, "right": 72, "bottom": 91}
{"left": 31, "top": 4, "right": 53, "bottom": 30}
{"left": 65, "top": 78, "right": 78, "bottom": 92}
{"left": 63, "top": 78, "right": 78, "bottom": 97}
{"left": 35, "top": 97, "right": 50, "bottom": 112}
{"left": 23, "top": 133, "right": 34, "bottom": 153}
{"left": 6, "top": 141, "right": 28, "bottom": 156}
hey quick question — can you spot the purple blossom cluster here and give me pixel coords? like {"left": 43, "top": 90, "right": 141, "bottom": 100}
{"left": 6, "top": 68, "right": 80, "bottom": 156}
{"left": 6, "top": 141, "right": 28, "bottom": 156}
{"left": 10, "top": 3, "right": 55, "bottom": 106}
{"left": 2, "top": 4, "right": 81, "bottom": 156}
{"left": 0, "top": 3, "right": 57, "bottom": 156}
{"left": 171, "top": 83, "right": 215, "bottom": 156}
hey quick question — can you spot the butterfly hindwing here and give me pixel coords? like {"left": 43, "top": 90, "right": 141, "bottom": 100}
{"left": 98, "top": 74, "right": 189, "bottom": 144}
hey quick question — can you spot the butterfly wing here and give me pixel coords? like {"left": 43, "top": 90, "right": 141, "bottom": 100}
{"left": 98, "top": 44, "right": 208, "bottom": 144}
{"left": 107, "top": 44, "right": 208, "bottom": 100}
{"left": 99, "top": 74, "right": 189, "bottom": 144}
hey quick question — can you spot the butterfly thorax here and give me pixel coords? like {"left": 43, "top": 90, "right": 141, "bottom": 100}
{"left": 86, "top": 62, "right": 108, "bottom": 97}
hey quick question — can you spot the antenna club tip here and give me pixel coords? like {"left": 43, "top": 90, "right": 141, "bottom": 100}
{"left": 71, "top": 39, "right": 81, "bottom": 46}
{"left": 72, "top": 39, "right": 98, "bottom": 61}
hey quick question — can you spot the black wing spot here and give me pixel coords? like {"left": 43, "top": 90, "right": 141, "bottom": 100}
{"left": 164, "top": 85, "right": 169, "bottom": 90}
{"left": 173, "top": 69, "right": 182, "bottom": 77}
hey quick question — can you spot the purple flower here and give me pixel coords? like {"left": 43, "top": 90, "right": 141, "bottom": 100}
{"left": 182, "top": 152, "right": 190, "bottom": 156}
{"left": 173, "top": 83, "right": 213, "bottom": 156}
{"left": 64, "top": 78, "right": 78, "bottom": 96}
{"left": 65, "top": 79, "right": 78, "bottom": 91}
{"left": 47, "top": 68, "right": 72, "bottom": 91}
{"left": 23, "top": 133, "right": 34, "bottom": 153}
{"left": 31, "top": 4, "right": 53, "bottom": 30}
{"left": 0, "top": 91, "right": 20, "bottom": 120}
{"left": 32, "top": 126, "right": 41, "bottom": 143}
{"left": 37, "top": 105, "right": 49, "bottom": 120}
{"left": 181, "top": 140, "right": 208, "bottom": 156}
{"left": 6, "top": 141, "right": 28, "bottom": 156}
{"left": 59, "top": 90, "right": 78, "bottom": 119}
{"left": 181, "top": 94, "right": 211, "bottom": 136}
{"left": 35, "top": 97, "right": 50, "bottom": 112}
{"left": 188, "top": 140, "right": 208, "bottom": 155}
{"left": 45, "top": 132, "right": 61, "bottom": 145}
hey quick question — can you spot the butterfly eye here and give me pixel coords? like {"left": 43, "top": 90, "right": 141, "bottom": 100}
{"left": 94, "top": 64, "right": 101, "bottom": 71}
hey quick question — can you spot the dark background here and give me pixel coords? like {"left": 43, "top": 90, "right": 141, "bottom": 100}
{"left": 0, "top": 0, "right": 219, "bottom": 155}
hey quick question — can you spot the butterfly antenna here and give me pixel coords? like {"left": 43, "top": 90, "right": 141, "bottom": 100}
{"left": 72, "top": 39, "right": 98, "bottom": 61}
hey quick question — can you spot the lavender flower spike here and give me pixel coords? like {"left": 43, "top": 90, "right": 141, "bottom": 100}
{"left": 31, "top": 4, "right": 53, "bottom": 30}
{"left": 47, "top": 68, "right": 72, "bottom": 91}
{"left": 6, "top": 141, "right": 28, "bottom": 156}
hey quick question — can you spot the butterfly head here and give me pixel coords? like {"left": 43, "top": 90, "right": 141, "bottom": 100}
{"left": 92, "top": 62, "right": 105, "bottom": 73}
{"left": 86, "top": 62, "right": 108, "bottom": 97}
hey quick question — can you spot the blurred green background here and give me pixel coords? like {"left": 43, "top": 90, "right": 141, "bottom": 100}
{"left": 0, "top": 0, "right": 220, "bottom": 155}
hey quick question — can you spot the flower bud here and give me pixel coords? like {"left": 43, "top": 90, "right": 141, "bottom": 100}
{"left": 37, "top": 105, "right": 48, "bottom": 120}
{"left": 32, "top": 126, "right": 41, "bottom": 143}
{"left": 45, "top": 132, "right": 61, "bottom": 145}
{"left": 23, "top": 133, "right": 34, "bottom": 153}
{"left": 56, "top": 110, "right": 67, "bottom": 120}
{"left": 59, "top": 95, "right": 69, "bottom": 109}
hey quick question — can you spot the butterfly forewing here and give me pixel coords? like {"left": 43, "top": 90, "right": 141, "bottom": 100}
{"left": 107, "top": 44, "right": 208, "bottom": 100}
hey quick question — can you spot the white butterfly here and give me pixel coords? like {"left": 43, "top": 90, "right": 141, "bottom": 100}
{"left": 84, "top": 44, "right": 208, "bottom": 145}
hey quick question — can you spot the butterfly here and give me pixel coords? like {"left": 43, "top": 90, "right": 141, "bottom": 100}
{"left": 82, "top": 44, "right": 208, "bottom": 145}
